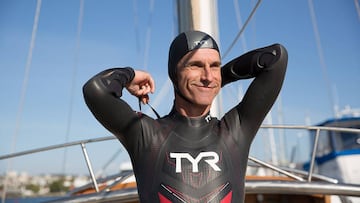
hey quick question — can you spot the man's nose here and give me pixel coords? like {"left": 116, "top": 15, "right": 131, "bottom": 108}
{"left": 201, "top": 65, "right": 214, "bottom": 82}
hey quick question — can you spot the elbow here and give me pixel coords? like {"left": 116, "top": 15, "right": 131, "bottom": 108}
{"left": 275, "top": 43, "right": 288, "bottom": 71}
{"left": 82, "top": 78, "right": 104, "bottom": 106}
{"left": 258, "top": 43, "right": 288, "bottom": 71}
{"left": 82, "top": 79, "right": 95, "bottom": 101}
{"left": 274, "top": 43, "right": 288, "bottom": 76}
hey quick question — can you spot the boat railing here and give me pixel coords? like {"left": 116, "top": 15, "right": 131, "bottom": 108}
{"left": 1, "top": 124, "right": 360, "bottom": 196}
{"left": 261, "top": 124, "right": 360, "bottom": 182}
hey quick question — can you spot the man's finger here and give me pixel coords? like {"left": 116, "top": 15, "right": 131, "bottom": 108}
{"left": 140, "top": 95, "right": 149, "bottom": 104}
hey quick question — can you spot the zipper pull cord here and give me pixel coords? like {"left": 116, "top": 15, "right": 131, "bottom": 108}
{"left": 138, "top": 98, "right": 161, "bottom": 119}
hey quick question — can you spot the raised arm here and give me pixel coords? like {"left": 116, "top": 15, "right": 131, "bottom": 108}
{"left": 82, "top": 67, "right": 154, "bottom": 144}
{"left": 222, "top": 44, "right": 288, "bottom": 138}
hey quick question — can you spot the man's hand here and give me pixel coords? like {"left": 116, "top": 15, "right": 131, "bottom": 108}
{"left": 126, "top": 70, "right": 155, "bottom": 104}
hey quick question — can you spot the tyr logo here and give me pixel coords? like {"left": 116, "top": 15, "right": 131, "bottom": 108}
{"left": 170, "top": 151, "right": 221, "bottom": 173}
{"left": 193, "top": 40, "right": 208, "bottom": 47}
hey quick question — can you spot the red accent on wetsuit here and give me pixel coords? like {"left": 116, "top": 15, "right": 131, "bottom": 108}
{"left": 159, "top": 193, "right": 172, "bottom": 203}
{"left": 220, "top": 191, "right": 232, "bottom": 203}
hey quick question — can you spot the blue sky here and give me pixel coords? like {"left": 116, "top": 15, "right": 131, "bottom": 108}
{"left": 1, "top": 0, "right": 359, "bottom": 175}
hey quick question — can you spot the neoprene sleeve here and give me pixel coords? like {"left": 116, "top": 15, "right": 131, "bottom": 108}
{"left": 82, "top": 67, "right": 140, "bottom": 147}
{"left": 221, "top": 43, "right": 285, "bottom": 86}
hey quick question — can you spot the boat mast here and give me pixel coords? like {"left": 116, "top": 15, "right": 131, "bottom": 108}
{"left": 176, "top": 0, "right": 223, "bottom": 118}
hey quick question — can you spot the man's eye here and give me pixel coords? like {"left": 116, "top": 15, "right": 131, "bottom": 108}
{"left": 211, "top": 62, "right": 221, "bottom": 68}
{"left": 187, "top": 62, "right": 203, "bottom": 68}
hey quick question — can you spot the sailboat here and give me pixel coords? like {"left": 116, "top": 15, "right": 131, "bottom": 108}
{"left": 1, "top": 0, "right": 360, "bottom": 203}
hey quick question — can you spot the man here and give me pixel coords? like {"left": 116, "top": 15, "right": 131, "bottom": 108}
{"left": 83, "top": 30, "right": 287, "bottom": 203}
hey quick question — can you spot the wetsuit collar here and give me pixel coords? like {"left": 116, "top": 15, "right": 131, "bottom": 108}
{"left": 169, "top": 107, "right": 213, "bottom": 127}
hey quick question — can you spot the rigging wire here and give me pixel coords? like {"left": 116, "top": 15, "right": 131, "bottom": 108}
{"left": 222, "top": 0, "right": 262, "bottom": 59}
{"left": 232, "top": 0, "right": 286, "bottom": 165}
{"left": 355, "top": 0, "right": 360, "bottom": 22}
{"left": 61, "top": 0, "right": 85, "bottom": 174}
{"left": 96, "top": 148, "right": 122, "bottom": 178}
{"left": 233, "top": 0, "right": 248, "bottom": 52}
{"left": 141, "top": 0, "right": 178, "bottom": 118}
{"left": 308, "top": 0, "right": 335, "bottom": 116}
{"left": 1, "top": 1, "right": 42, "bottom": 202}
{"left": 229, "top": 0, "right": 248, "bottom": 105}
{"left": 132, "top": 0, "right": 141, "bottom": 54}
{"left": 138, "top": 0, "right": 157, "bottom": 115}
{"left": 143, "top": 0, "right": 155, "bottom": 70}
{"left": 227, "top": 0, "right": 247, "bottom": 110}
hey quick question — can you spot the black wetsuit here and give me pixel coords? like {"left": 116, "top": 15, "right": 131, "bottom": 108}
{"left": 83, "top": 44, "right": 287, "bottom": 203}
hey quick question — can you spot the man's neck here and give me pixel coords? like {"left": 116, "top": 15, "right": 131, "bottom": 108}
{"left": 174, "top": 96, "right": 211, "bottom": 118}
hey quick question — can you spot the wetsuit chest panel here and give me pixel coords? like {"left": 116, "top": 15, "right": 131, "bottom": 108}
{"left": 153, "top": 123, "right": 235, "bottom": 203}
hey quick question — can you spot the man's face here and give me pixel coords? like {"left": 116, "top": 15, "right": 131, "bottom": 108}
{"left": 176, "top": 48, "right": 221, "bottom": 106}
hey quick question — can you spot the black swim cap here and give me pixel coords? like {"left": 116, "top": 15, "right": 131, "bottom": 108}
{"left": 168, "top": 30, "right": 220, "bottom": 84}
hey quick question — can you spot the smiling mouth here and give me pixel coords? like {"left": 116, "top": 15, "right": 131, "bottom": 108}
{"left": 193, "top": 84, "right": 218, "bottom": 90}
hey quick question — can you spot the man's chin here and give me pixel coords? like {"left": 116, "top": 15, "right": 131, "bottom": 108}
{"left": 192, "top": 99, "right": 214, "bottom": 107}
